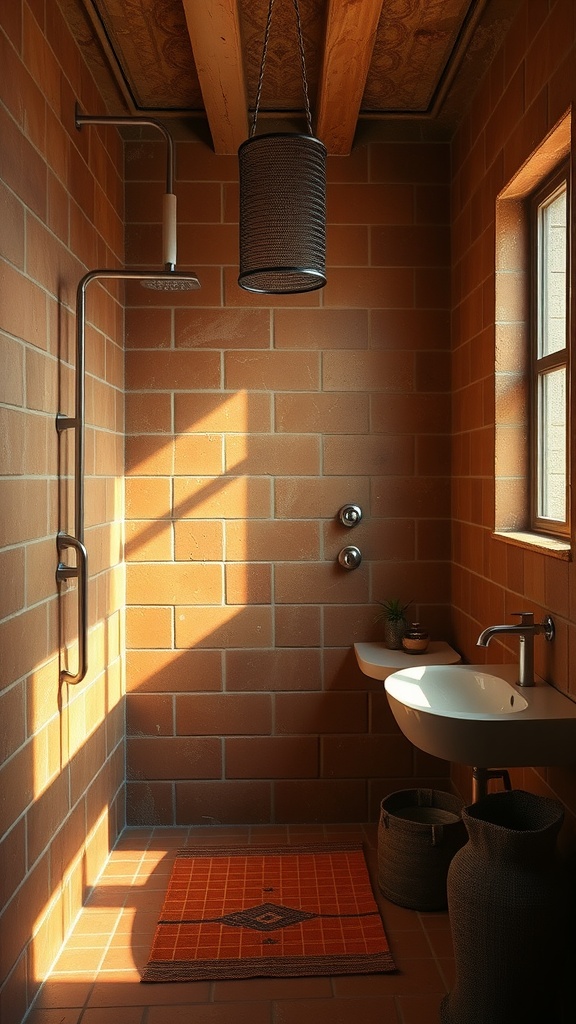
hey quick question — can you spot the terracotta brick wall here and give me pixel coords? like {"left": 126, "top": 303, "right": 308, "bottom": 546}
{"left": 0, "top": 4, "right": 125, "bottom": 1020}
{"left": 451, "top": 0, "right": 576, "bottom": 844}
{"left": 124, "top": 137, "right": 453, "bottom": 826}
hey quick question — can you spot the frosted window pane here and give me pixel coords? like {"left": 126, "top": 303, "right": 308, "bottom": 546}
{"left": 539, "top": 188, "right": 566, "bottom": 357}
{"left": 538, "top": 367, "right": 566, "bottom": 521}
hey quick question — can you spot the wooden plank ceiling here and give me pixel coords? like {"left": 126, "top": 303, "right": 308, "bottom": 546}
{"left": 61, "top": 0, "right": 521, "bottom": 155}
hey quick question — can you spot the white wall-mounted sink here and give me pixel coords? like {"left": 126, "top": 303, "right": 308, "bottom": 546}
{"left": 384, "top": 664, "right": 576, "bottom": 768}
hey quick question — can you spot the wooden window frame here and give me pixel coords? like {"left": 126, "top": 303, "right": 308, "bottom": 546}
{"left": 530, "top": 163, "right": 570, "bottom": 539}
{"left": 494, "top": 111, "right": 572, "bottom": 559}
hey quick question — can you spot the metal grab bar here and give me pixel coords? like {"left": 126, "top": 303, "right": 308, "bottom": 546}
{"left": 56, "top": 532, "right": 88, "bottom": 685}
{"left": 56, "top": 268, "right": 197, "bottom": 686}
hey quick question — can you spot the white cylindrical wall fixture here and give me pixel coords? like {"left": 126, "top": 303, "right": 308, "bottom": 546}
{"left": 162, "top": 192, "right": 177, "bottom": 269}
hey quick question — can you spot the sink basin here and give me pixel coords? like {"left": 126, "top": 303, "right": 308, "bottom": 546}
{"left": 384, "top": 664, "right": 576, "bottom": 768}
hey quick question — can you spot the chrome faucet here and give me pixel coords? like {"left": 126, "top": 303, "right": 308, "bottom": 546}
{"left": 476, "top": 612, "right": 555, "bottom": 686}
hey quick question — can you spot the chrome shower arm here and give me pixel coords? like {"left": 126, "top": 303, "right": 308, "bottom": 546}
{"left": 75, "top": 108, "right": 183, "bottom": 270}
{"left": 75, "top": 107, "right": 174, "bottom": 192}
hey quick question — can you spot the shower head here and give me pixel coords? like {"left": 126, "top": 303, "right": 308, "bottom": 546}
{"left": 139, "top": 270, "right": 201, "bottom": 291}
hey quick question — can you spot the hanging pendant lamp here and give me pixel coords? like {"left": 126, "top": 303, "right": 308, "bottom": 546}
{"left": 238, "top": 0, "right": 327, "bottom": 294}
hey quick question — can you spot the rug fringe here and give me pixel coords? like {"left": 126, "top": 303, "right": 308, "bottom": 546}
{"left": 141, "top": 950, "right": 397, "bottom": 983}
{"left": 175, "top": 841, "right": 365, "bottom": 857}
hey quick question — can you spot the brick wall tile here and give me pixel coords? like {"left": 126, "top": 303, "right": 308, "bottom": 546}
{"left": 321, "top": 735, "right": 413, "bottom": 778}
{"left": 225, "top": 351, "right": 321, "bottom": 391}
{"left": 226, "top": 737, "right": 319, "bottom": 779}
{"left": 225, "top": 434, "right": 320, "bottom": 475}
{"left": 173, "top": 475, "right": 272, "bottom": 519}
{"left": 274, "top": 308, "right": 368, "bottom": 349}
{"left": 175, "top": 308, "right": 271, "bottom": 349}
{"left": 125, "top": 606, "right": 173, "bottom": 649}
{"left": 175, "top": 392, "right": 272, "bottom": 433}
{"left": 126, "top": 649, "right": 223, "bottom": 693}
{"left": 175, "top": 781, "right": 271, "bottom": 825}
{"left": 275, "top": 692, "right": 368, "bottom": 734}
{"left": 126, "top": 350, "right": 221, "bottom": 390}
{"left": 274, "top": 780, "right": 367, "bottom": 823}
{"left": 175, "top": 606, "right": 272, "bottom": 648}
{"left": 176, "top": 693, "right": 272, "bottom": 735}
{"left": 225, "top": 649, "right": 322, "bottom": 691}
{"left": 275, "top": 393, "right": 370, "bottom": 434}
{"left": 174, "top": 520, "right": 223, "bottom": 561}
{"left": 225, "top": 562, "right": 272, "bottom": 604}
{"left": 127, "top": 562, "right": 223, "bottom": 605}
{"left": 323, "top": 349, "right": 414, "bottom": 392}
{"left": 226, "top": 520, "right": 320, "bottom": 562}
{"left": 127, "top": 737, "right": 221, "bottom": 778}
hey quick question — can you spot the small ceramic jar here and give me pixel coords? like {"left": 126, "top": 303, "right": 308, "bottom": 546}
{"left": 402, "top": 622, "right": 430, "bottom": 653}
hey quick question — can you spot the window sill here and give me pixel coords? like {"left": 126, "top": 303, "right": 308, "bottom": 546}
{"left": 493, "top": 530, "right": 571, "bottom": 560}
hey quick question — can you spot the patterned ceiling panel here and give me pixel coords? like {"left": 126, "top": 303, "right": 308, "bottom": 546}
{"left": 59, "top": 0, "right": 521, "bottom": 150}
{"left": 363, "top": 0, "right": 474, "bottom": 111}
{"left": 83, "top": 0, "right": 204, "bottom": 109}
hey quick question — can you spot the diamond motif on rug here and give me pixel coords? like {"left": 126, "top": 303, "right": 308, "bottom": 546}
{"left": 218, "top": 902, "right": 317, "bottom": 931}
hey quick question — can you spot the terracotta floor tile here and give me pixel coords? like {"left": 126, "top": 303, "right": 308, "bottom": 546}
{"left": 107, "top": 929, "right": 147, "bottom": 949}
{"left": 437, "top": 956, "right": 456, "bottom": 988}
{"left": 51, "top": 947, "right": 103, "bottom": 973}
{"left": 273, "top": 995, "right": 400, "bottom": 1024}
{"left": 148, "top": 1003, "right": 273, "bottom": 1024}
{"left": 25, "top": 1011, "right": 82, "bottom": 1024}
{"left": 212, "top": 976, "right": 333, "bottom": 1001}
{"left": 79, "top": 1009, "right": 146, "bottom": 1024}
{"left": 99, "top": 945, "right": 150, "bottom": 971}
{"left": 332, "top": 957, "right": 446, "bottom": 997}
{"left": 65, "top": 933, "right": 109, "bottom": 949}
{"left": 32, "top": 982, "right": 94, "bottom": 1010}
{"left": 422, "top": 921, "right": 454, "bottom": 958}
{"left": 388, "top": 926, "right": 432, "bottom": 959}
{"left": 396, "top": 993, "right": 447, "bottom": 1023}
{"left": 72, "top": 911, "right": 122, "bottom": 933}
{"left": 86, "top": 979, "right": 212, "bottom": 1007}
{"left": 379, "top": 899, "right": 428, "bottom": 932}
{"left": 136, "top": 860, "right": 176, "bottom": 880}
{"left": 91, "top": 969, "right": 144, "bottom": 983}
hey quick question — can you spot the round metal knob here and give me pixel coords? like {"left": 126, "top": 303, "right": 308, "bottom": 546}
{"left": 338, "top": 504, "right": 363, "bottom": 527}
{"left": 338, "top": 545, "right": 362, "bottom": 570}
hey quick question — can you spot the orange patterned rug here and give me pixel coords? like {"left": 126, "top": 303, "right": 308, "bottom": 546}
{"left": 141, "top": 842, "right": 396, "bottom": 982}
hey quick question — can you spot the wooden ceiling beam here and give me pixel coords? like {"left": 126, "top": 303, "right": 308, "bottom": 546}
{"left": 316, "top": 0, "right": 384, "bottom": 156}
{"left": 182, "top": 0, "right": 249, "bottom": 155}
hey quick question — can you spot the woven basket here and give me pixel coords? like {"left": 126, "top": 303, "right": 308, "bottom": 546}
{"left": 378, "top": 788, "right": 466, "bottom": 910}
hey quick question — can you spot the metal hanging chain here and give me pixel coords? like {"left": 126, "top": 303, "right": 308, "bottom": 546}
{"left": 250, "top": 0, "right": 313, "bottom": 138}
{"left": 293, "top": 0, "right": 313, "bottom": 136}
{"left": 250, "top": 0, "right": 275, "bottom": 137}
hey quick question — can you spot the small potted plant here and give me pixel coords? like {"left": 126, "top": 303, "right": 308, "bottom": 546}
{"left": 375, "top": 598, "right": 412, "bottom": 650}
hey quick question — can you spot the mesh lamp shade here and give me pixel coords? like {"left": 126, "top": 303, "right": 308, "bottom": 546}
{"left": 238, "top": 133, "right": 327, "bottom": 294}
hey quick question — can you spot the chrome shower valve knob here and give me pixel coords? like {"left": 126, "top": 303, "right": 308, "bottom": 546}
{"left": 338, "top": 546, "right": 362, "bottom": 570}
{"left": 338, "top": 504, "right": 363, "bottom": 527}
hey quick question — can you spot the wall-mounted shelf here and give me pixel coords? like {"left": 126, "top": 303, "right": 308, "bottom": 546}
{"left": 354, "top": 640, "right": 461, "bottom": 680}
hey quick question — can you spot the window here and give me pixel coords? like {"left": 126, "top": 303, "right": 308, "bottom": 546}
{"left": 531, "top": 166, "right": 570, "bottom": 537}
{"left": 494, "top": 111, "right": 571, "bottom": 556}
